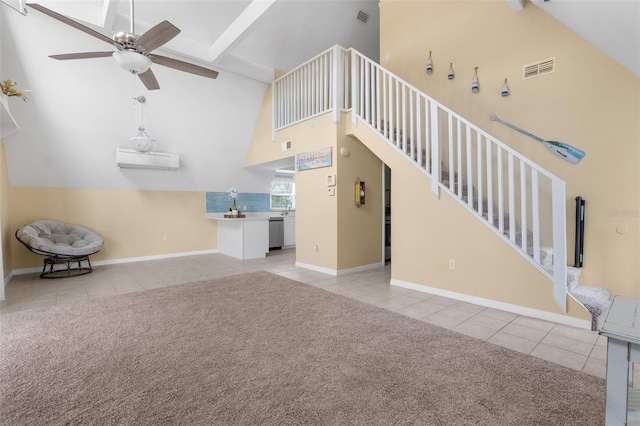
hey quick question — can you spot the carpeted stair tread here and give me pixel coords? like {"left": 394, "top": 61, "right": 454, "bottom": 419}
{"left": 569, "top": 284, "right": 611, "bottom": 330}
{"left": 482, "top": 212, "right": 510, "bottom": 229}
{"left": 566, "top": 266, "right": 581, "bottom": 291}
{"left": 526, "top": 246, "right": 554, "bottom": 270}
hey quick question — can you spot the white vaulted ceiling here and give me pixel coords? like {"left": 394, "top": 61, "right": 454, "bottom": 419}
{"left": 12, "top": 0, "right": 381, "bottom": 82}
{"left": 529, "top": 0, "right": 639, "bottom": 78}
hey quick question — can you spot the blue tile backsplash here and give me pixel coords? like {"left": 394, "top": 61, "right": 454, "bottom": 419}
{"left": 206, "top": 192, "right": 271, "bottom": 213}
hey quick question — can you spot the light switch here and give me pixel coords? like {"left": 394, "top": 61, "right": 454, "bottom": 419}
{"left": 328, "top": 187, "right": 335, "bottom": 196}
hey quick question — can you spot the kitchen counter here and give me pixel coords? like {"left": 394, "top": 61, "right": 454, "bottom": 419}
{"left": 206, "top": 212, "right": 294, "bottom": 221}
{"left": 207, "top": 214, "right": 270, "bottom": 259}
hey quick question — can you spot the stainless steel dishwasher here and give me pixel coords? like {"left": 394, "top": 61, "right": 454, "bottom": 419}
{"left": 269, "top": 217, "right": 284, "bottom": 249}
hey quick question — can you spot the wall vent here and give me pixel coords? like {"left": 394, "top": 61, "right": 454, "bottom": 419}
{"left": 522, "top": 57, "right": 556, "bottom": 79}
{"left": 281, "top": 140, "right": 292, "bottom": 152}
{"left": 356, "top": 10, "right": 369, "bottom": 24}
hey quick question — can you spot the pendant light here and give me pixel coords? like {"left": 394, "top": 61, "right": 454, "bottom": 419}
{"left": 129, "top": 95, "right": 156, "bottom": 152}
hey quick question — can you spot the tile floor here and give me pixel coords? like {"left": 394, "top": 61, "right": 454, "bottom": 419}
{"left": 1, "top": 249, "right": 637, "bottom": 384}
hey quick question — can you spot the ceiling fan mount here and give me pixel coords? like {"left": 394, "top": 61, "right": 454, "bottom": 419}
{"left": 112, "top": 31, "right": 139, "bottom": 49}
{"left": 26, "top": 1, "right": 219, "bottom": 90}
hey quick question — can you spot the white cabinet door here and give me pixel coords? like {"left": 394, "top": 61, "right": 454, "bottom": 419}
{"left": 283, "top": 218, "right": 296, "bottom": 247}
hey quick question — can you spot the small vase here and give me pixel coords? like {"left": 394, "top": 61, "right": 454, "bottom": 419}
{"left": 426, "top": 51, "right": 433, "bottom": 75}
{"left": 501, "top": 79, "right": 510, "bottom": 97}
{"left": 232, "top": 209, "right": 238, "bottom": 216}
{"left": 471, "top": 67, "right": 479, "bottom": 94}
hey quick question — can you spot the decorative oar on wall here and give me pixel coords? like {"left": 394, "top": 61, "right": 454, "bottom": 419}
{"left": 490, "top": 115, "right": 585, "bottom": 164}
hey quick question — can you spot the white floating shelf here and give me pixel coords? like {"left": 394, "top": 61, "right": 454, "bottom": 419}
{"left": 116, "top": 148, "right": 179, "bottom": 170}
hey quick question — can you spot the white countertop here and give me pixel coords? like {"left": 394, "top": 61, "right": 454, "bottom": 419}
{"left": 206, "top": 212, "right": 295, "bottom": 221}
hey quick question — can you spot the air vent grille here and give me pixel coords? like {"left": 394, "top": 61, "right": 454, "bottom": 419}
{"left": 357, "top": 10, "right": 369, "bottom": 24}
{"left": 522, "top": 57, "right": 556, "bottom": 79}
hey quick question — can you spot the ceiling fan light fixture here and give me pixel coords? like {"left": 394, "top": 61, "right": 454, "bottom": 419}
{"left": 113, "top": 50, "right": 152, "bottom": 74}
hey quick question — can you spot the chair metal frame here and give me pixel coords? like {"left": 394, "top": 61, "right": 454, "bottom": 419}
{"left": 15, "top": 229, "right": 99, "bottom": 279}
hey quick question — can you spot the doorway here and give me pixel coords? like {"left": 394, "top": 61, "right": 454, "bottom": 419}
{"left": 384, "top": 164, "right": 391, "bottom": 261}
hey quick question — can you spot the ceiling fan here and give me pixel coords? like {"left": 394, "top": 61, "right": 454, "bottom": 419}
{"left": 27, "top": 1, "right": 219, "bottom": 90}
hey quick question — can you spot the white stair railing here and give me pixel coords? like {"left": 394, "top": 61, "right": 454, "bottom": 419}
{"left": 273, "top": 45, "right": 567, "bottom": 311}
{"left": 272, "top": 46, "right": 351, "bottom": 140}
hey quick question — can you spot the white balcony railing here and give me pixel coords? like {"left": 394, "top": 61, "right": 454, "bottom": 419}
{"left": 273, "top": 46, "right": 567, "bottom": 311}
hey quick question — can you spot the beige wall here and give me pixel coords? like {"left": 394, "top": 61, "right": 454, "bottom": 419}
{"left": 245, "top": 70, "right": 289, "bottom": 168}
{"left": 380, "top": 0, "right": 639, "bottom": 298}
{"left": 347, "top": 119, "right": 589, "bottom": 321}
{"left": 275, "top": 114, "right": 338, "bottom": 270}
{"left": 336, "top": 123, "right": 383, "bottom": 270}
{"left": 1, "top": 139, "right": 11, "bottom": 280}
{"left": 10, "top": 187, "right": 216, "bottom": 269}
{"left": 261, "top": 112, "right": 383, "bottom": 272}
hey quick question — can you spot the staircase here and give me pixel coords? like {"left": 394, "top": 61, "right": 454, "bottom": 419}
{"left": 272, "top": 46, "right": 611, "bottom": 330}
{"left": 389, "top": 139, "right": 610, "bottom": 330}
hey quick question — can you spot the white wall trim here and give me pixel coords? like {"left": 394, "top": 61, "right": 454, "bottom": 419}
{"left": 506, "top": 0, "right": 524, "bottom": 12}
{"left": 4, "top": 270, "right": 15, "bottom": 287}
{"left": 6, "top": 249, "right": 219, "bottom": 279}
{"left": 295, "top": 261, "right": 384, "bottom": 277}
{"left": 93, "top": 249, "right": 219, "bottom": 266}
{"left": 391, "top": 278, "right": 592, "bottom": 330}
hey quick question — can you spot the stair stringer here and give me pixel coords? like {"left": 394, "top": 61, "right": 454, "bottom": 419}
{"left": 345, "top": 113, "right": 593, "bottom": 326}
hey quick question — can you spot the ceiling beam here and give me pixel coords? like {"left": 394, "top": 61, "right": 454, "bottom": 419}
{"left": 100, "top": 0, "right": 120, "bottom": 32}
{"left": 506, "top": 0, "right": 524, "bottom": 12}
{"left": 208, "top": 0, "right": 277, "bottom": 64}
{"left": 1, "top": 0, "right": 27, "bottom": 15}
{"left": 30, "top": 0, "right": 109, "bottom": 27}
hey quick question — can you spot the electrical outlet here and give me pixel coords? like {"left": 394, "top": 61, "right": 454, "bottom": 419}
{"left": 448, "top": 259, "right": 456, "bottom": 270}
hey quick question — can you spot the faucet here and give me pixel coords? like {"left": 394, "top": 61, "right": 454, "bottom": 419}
{"left": 281, "top": 200, "right": 292, "bottom": 215}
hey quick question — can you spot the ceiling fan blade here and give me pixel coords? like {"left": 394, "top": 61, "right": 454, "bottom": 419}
{"left": 149, "top": 54, "right": 219, "bottom": 79}
{"left": 50, "top": 52, "right": 114, "bottom": 60}
{"left": 138, "top": 69, "right": 160, "bottom": 91}
{"left": 27, "top": 3, "right": 116, "bottom": 46}
{"left": 133, "top": 21, "right": 181, "bottom": 54}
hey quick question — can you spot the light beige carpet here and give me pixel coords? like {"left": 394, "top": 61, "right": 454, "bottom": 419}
{"left": 0, "top": 271, "right": 604, "bottom": 425}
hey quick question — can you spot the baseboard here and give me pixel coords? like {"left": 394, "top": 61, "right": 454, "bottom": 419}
{"left": 391, "top": 279, "right": 592, "bottom": 330}
{"left": 4, "top": 270, "right": 15, "bottom": 287}
{"left": 6, "top": 249, "right": 219, "bottom": 279}
{"left": 295, "top": 261, "right": 385, "bottom": 277}
{"left": 92, "top": 249, "right": 219, "bottom": 266}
